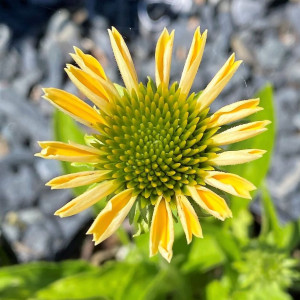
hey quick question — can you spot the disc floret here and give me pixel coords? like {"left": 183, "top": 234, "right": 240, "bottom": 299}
{"left": 95, "top": 79, "right": 217, "bottom": 206}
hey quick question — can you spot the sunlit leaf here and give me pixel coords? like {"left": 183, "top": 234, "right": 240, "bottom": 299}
{"left": 35, "top": 261, "right": 191, "bottom": 300}
{"left": 0, "top": 260, "right": 96, "bottom": 299}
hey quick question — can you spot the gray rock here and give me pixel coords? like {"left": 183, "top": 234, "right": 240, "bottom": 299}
{"left": 231, "top": 0, "right": 266, "bottom": 27}
{"left": 255, "top": 35, "right": 286, "bottom": 70}
{"left": 277, "top": 134, "right": 300, "bottom": 156}
{"left": 34, "top": 159, "right": 61, "bottom": 183}
{"left": 39, "top": 189, "right": 73, "bottom": 215}
{"left": 21, "top": 223, "right": 54, "bottom": 261}
{"left": 286, "top": 61, "right": 300, "bottom": 86}
{"left": 0, "top": 164, "right": 40, "bottom": 211}
{"left": 275, "top": 88, "right": 299, "bottom": 133}
{"left": 286, "top": 3, "right": 300, "bottom": 36}
{"left": 0, "top": 24, "right": 10, "bottom": 56}
{"left": 57, "top": 209, "right": 91, "bottom": 241}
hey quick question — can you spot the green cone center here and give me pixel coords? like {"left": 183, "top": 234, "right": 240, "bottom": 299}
{"left": 96, "top": 79, "right": 218, "bottom": 204}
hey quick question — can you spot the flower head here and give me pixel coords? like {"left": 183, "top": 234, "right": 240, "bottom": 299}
{"left": 35, "top": 27, "right": 270, "bottom": 262}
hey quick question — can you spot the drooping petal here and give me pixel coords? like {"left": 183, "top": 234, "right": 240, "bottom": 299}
{"left": 55, "top": 180, "right": 119, "bottom": 217}
{"left": 150, "top": 197, "right": 174, "bottom": 262}
{"left": 87, "top": 189, "right": 136, "bottom": 244}
{"left": 42, "top": 88, "right": 106, "bottom": 128}
{"left": 196, "top": 54, "right": 242, "bottom": 111}
{"left": 176, "top": 194, "right": 202, "bottom": 244}
{"left": 209, "top": 149, "right": 266, "bottom": 166}
{"left": 155, "top": 28, "right": 175, "bottom": 88}
{"left": 211, "top": 120, "right": 271, "bottom": 146}
{"left": 46, "top": 170, "right": 111, "bottom": 189}
{"left": 207, "top": 98, "right": 263, "bottom": 128}
{"left": 205, "top": 171, "right": 256, "bottom": 199}
{"left": 65, "top": 64, "right": 110, "bottom": 112}
{"left": 35, "top": 141, "right": 103, "bottom": 163}
{"left": 179, "top": 27, "right": 207, "bottom": 96}
{"left": 188, "top": 186, "right": 232, "bottom": 221}
{"left": 70, "top": 47, "right": 120, "bottom": 101}
{"left": 108, "top": 27, "right": 139, "bottom": 93}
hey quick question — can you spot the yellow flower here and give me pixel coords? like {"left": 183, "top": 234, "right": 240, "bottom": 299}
{"left": 35, "top": 27, "right": 270, "bottom": 262}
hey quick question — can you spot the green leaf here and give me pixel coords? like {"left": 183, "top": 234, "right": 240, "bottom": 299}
{"left": 260, "top": 182, "right": 300, "bottom": 250}
{"left": 260, "top": 181, "right": 280, "bottom": 237}
{"left": 206, "top": 278, "right": 231, "bottom": 300}
{"left": 205, "top": 224, "right": 241, "bottom": 262}
{"left": 35, "top": 261, "right": 191, "bottom": 300}
{"left": 0, "top": 260, "right": 97, "bottom": 299}
{"left": 233, "top": 283, "right": 292, "bottom": 300}
{"left": 53, "top": 109, "right": 90, "bottom": 195}
{"left": 225, "top": 84, "right": 276, "bottom": 214}
{"left": 181, "top": 233, "right": 225, "bottom": 273}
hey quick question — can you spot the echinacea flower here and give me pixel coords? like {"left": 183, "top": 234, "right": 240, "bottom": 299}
{"left": 35, "top": 27, "right": 270, "bottom": 262}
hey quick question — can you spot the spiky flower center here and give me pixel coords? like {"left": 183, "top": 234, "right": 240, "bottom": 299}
{"left": 96, "top": 79, "right": 219, "bottom": 204}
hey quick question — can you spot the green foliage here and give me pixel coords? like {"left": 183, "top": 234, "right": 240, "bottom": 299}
{"left": 0, "top": 260, "right": 97, "bottom": 299}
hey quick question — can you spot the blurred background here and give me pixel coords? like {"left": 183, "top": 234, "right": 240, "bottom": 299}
{"left": 0, "top": 0, "right": 300, "bottom": 299}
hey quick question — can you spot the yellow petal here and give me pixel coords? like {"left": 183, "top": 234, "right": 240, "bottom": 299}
{"left": 209, "top": 149, "right": 267, "bottom": 166}
{"left": 46, "top": 170, "right": 111, "bottom": 189}
{"left": 55, "top": 180, "right": 119, "bottom": 217}
{"left": 35, "top": 141, "right": 103, "bottom": 163}
{"left": 42, "top": 88, "right": 105, "bottom": 129}
{"left": 196, "top": 54, "right": 242, "bottom": 111}
{"left": 86, "top": 189, "right": 136, "bottom": 244}
{"left": 211, "top": 120, "right": 271, "bottom": 146}
{"left": 188, "top": 186, "right": 232, "bottom": 221}
{"left": 108, "top": 27, "right": 139, "bottom": 93}
{"left": 71, "top": 46, "right": 107, "bottom": 80}
{"left": 65, "top": 65, "right": 110, "bottom": 112}
{"left": 176, "top": 194, "right": 202, "bottom": 244}
{"left": 179, "top": 27, "right": 207, "bottom": 96}
{"left": 207, "top": 98, "right": 263, "bottom": 128}
{"left": 155, "top": 28, "right": 175, "bottom": 88}
{"left": 150, "top": 197, "right": 174, "bottom": 262}
{"left": 70, "top": 49, "right": 120, "bottom": 102}
{"left": 205, "top": 171, "right": 256, "bottom": 199}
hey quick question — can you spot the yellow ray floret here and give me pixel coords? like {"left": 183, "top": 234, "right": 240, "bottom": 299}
{"left": 209, "top": 149, "right": 267, "bottom": 166}
{"left": 150, "top": 197, "right": 174, "bottom": 262}
{"left": 42, "top": 88, "right": 105, "bottom": 129}
{"left": 155, "top": 28, "right": 175, "bottom": 88}
{"left": 65, "top": 64, "right": 111, "bottom": 112}
{"left": 71, "top": 46, "right": 107, "bottom": 80}
{"left": 205, "top": 171, "right": 256, "bottom": 199}
{"left": 70, "top": 47, "right": 120, "bottom": 100}
{"left": 176, "top": 194, "right": 203, "bottom": 244}
{"left": 196, "top": 54, "right": 242, "bottom": 111}
{"left": 179, "top": 27, "right": 207, "bottom": 96}
{"left": 207, "top": 98, "right": 263, "bottom": 128}
{"left": 188, "top": 186, "right": 232, "bottom": 221}
{"left": 87, "top": 189, "right": 136, "bottom": 244}
{"left": 55, "top": 180, "right": 119, "bottom": 217}
{"left": 35, "top": 141, "right": 104, "bottom": 163}
{"left": 211, "top": 120, "right": 271, "bottom": 146}
{"left": 108, "top": 27, "right": 139, "bottom": 93}
{"left": 46, "top": 170, "right": 111, "bottom": 189}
